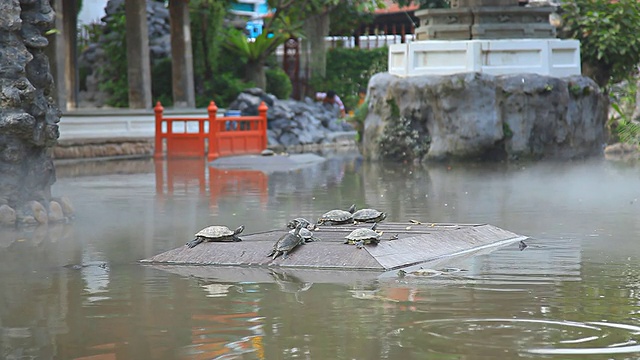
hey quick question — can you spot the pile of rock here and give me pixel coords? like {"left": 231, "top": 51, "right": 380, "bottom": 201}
{"left": 0, "top": 197, "right": 75, "bottom": 227}
{"left": 228, "top": 88, "right": 356, "bottom": 151}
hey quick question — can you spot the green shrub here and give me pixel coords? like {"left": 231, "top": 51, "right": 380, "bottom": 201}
{"left": 347, "top": 99, "right": 368, "bottom": 142}
{"left": 97, "top": 4, "right": 128, "bottom": 107}
{"left": 266, "top": 67, "right": 292, "bottom": 99}
{"left": 152, "top": 57, "right": 173, "bottom": 106}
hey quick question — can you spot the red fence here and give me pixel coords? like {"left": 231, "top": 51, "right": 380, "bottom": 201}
{"left": 154, "top": 159, "right": 268, "bottom": 208}
{"left": 154, "top": 101, "right": 268, "bottom": 161}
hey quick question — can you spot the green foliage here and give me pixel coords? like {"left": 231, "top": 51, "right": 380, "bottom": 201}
{"left": 312, "top": 47, "right": 388, "bottom": 111}
{"left": 189, "top": 0, "right": 251, "bottom": 107}
{"left": 152, "top": 57, "right": 173, "bottom": 106}
{"left": 347, "top": 100, "right": 369, "bottom": 142}
{"left": 379, "top": 114, "right": 429, "bottom": 162}
{"left": 266, "top": 67, "right": 292, "bottom": 99}
{"left": 197, "top": 72, "right": 254, "bottom": 109}
{"left": 328, "top": 2, "right": 375, "bottom": 35}
{"left": 560, "top": 0, "right": 640, "bottom": 87}
{"left": 190, "top": 0, "right": 226, "bottom": 81}
{"left": 568, "top": 83, "right": 584, "bottom": 97}
{"left": 610, "top": 103, "right": 640, "bottom": 144}
{"left": 392, "top": 0, "right": 450, "bottom": 9}
{"left": 608, "top": 80, "right": 640, "bottom": 144}
{"left": 387, "top": 98, "right": 400, "bottom": 118}
{"left": 97, "top": 4, "right": 128, "bottom": 107}
{"left": 502, "top": 122, "right": 513, "bottom": 138}
{"left": 223, "top": 29, "right": 289, "bottom": 63}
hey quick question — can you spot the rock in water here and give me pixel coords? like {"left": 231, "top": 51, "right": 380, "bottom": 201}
{"left": 364, "top": 72, "right": 608, "bottom": 161}
{"left": 0, "top": 1, "right": 60, "bottom": 226}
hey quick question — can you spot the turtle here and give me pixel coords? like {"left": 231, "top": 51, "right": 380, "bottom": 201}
{"left": 352, "top": 208, "right": 387, "bottom": 224}
{"left": 186, "top": 225, "right": 244, "bottom": 248}
{"left": 286, "top": 217, "right": 316, "bottom": 230}
{"left": 344, "top": 223, "right": 382, "bottom": 248}
{"left": 268, "top": 223, "right": 304, "bottom": 259}
{"left": 397, "top": 268, "right": 443, "bottom": 278}
{"left": 317, "top": 204, "right": 356, "bottom": 225}
{"left": 290, "top": 227, "right": 320, "bottom": 243}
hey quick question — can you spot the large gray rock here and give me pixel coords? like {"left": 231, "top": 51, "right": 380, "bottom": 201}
{"left": 227, "top": 88, "right": 356, "bottom": 150}
{"left": 0, "top": 0, "right": 61, "bottom": 225}
{"left": 364, "top": 72, "right": 608, "bottom": 161}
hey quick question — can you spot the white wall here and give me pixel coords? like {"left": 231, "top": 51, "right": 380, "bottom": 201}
{"left": 78, "top": 0, "right": 109, "bottom": 24}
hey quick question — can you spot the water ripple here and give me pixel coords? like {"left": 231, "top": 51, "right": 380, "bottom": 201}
{"left": 401, "top": 318, "right": 640, "bottom": 356}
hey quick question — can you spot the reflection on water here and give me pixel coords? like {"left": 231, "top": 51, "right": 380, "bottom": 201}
{"left": 1, "top": 156, "right": 639, "bottom": 358}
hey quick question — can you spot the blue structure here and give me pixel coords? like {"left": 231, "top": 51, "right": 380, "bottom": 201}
{"left": 229, "top": 1, "right": 270, "bottom": 19}
{"left": 245, "top": 21, "right": 263, "bottom": 39}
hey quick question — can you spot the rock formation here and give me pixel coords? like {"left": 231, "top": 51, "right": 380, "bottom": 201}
{"left": 363, "top": 72, "right": 608, "bottom": 161}
{"left": 0, "top": 0, "right": 70, "bottom": 226}
{"left": 228, "top": 88, "right": 356, "bottom": 151}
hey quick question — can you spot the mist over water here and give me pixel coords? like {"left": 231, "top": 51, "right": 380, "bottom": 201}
{"left": 1, "top": 155, "right": 640, "bottom": 359}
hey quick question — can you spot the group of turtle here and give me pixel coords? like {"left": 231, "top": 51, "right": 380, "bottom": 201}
{"left": 185, "top": 204, "right": 388, "bottom": 259}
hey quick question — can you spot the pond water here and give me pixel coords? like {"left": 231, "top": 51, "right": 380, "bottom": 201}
{"left": 1, "top": 154, "right": 640, "bottom": 359}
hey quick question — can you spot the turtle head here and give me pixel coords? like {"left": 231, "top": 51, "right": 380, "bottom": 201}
{"left": 235, "top": 225, "right": 245, "bottom": 235}
{"left": 348, "top": 204, "right": 356, "bottom": 213}
{"left": 397, "top": 270, "right": 406, "bottom": 278}
{"left": 380, "top": 212, "right": 387, "bottom": 221}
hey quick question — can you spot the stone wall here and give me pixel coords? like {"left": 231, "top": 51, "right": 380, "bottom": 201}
{"left": 0, "top": 0, "right": 67, "bottom": 226}
{"left": 363, "top": 72, "right": 608, "bottom": 161}
{"left": 52, "top": 138, "right": 154, "bottom": 159}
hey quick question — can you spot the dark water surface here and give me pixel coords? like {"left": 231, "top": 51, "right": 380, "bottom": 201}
{"left": 2, "top": 154, "right": 640, "bottom": 359}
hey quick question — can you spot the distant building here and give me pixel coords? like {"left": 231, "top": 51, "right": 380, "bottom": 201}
{"left": 229, "top": 0, "right": 271, "bottom": 39}
{"left": 229, "top": 0, "right": 270, "bottom": 19}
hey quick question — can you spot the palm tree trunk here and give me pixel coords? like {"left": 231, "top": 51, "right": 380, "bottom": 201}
{"left": 246, "top": 60, "right": 266, "bottom": 90}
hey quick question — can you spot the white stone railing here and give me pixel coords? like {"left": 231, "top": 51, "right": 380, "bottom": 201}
{"left": 389, "top": 39, "right": 581, "bottom": 77}
{"left": 58, "top": 108, "right": 214, "bottom": 141}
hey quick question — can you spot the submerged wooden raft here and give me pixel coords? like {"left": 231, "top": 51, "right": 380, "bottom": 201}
{"left": 141, "top": 222, "right": 528, "bottom": 271}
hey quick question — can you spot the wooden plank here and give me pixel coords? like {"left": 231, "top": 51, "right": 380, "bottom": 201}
{"left": 367, "top": 224, "right": 526, "bottom": 270}
{"left": 148, "top": 265, "right": 383, "bottom": 285}
{"left": 141, "top": 222, "right": 527, "bottom": 270}
{"left": 142, "top": 227, "right": 384, "bottom": 270}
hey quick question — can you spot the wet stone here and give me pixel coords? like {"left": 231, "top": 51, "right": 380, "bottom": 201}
{"left": 0, "top": 204, "right": 17, "bottom": 226}
{"left": 22, "top": 200, "right": 47, "bottom": 225}
{"left": 53, "top": 196, "right": 75, "bottom": 218}
{"left": 47, "top": 200, "right": 64, "bottom": 223}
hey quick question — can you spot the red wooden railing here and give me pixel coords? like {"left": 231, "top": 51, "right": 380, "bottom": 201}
{"left": 154, "top": 158, "right": 268, "bottom": 208}
{"left": 154, "top": 101, "right": 268, "bottom": 161}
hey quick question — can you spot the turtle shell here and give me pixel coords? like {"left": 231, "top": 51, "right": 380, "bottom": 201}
{"left": 290, "top": 227, "right": 319, "bottom": 243}
{"left": 352, "top": 208, "right": 386, "bottom": 223}
{"left": 345, "top": 228, "right": 381, "bottom": 244}
{"left": 320, "top": 209, "right": 353, "bottom": 222}
{"left": 195, "top": 225, "right": 234, "bottom": 239}
{"left": 318, "top": 204, "right": 356, "bottom": 225}
{"left": 195, "top": 225, "right": 243, "bottom": 241}
{"left": 276, "top": 232, "right": 302, "bottom": 252}
{"left": 291, "top": 227, "right": 313, "bottom": 239}
{"left": 287, "top": 217, "right": 313, "bottom": 230}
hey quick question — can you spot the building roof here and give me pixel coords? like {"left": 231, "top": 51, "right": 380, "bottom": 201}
{"left": 374, "top": 0, "right": 420, "bottom": 14}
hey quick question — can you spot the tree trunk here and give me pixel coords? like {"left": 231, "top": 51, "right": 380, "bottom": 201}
{"left": 302, "top": 11, "right": 331, "bottom": 90}
{"left": 246, "top": 60, "right": 266, "bottom": 90}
